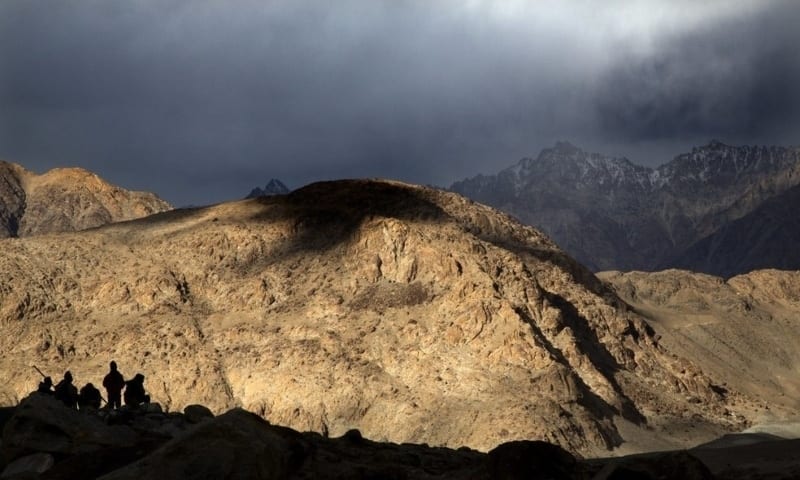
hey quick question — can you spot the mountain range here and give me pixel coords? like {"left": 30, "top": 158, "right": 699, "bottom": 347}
{"left": 451, "top": 141, "right": 800, "bottom": 277}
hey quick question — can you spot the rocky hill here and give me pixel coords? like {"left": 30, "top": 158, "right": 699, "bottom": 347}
{"left": 0, "top": 160, "right": 172, "bottom": 237}
{"left": 598, "top": 269, "right": 800, "bottom": 420}
{"left": 0, "top": 180, "right": 747, "bottom": 456}
{"left": 451, "top": 141, "right": 800, "bottom": 275}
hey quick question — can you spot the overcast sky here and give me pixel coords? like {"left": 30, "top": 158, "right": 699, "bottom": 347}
{"left": 1, "top": 0, "right": 798, "bottom": 206}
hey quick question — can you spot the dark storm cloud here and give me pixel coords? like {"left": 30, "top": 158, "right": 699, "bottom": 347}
{"left": 0, "top": 1, "right": 798, "bottom": 205}
{"left": 593, "top": 1, "right": 800, "bottom": 144}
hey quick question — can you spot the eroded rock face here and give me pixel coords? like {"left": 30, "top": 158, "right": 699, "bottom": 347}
{"left": 0, "top": 162, "right": 26, "bottom": 239}
{"left": 0, "top": 180, "right": 741, "bottom": 455}
{"left": 0, "top": 160, "right": 171, "bottom": 237}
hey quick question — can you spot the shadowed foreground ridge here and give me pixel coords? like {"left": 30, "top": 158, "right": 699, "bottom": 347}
{"left": 4, "top": 394, "right": 750, "bottom": 480}
{"left": 0, "top": 179, "right": 749, "bottom": 456}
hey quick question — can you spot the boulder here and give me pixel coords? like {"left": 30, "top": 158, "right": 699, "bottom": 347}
{"left": 487, "top": 440, "right": 577, "bottom": 480}
{"left": 1, "top": 395, "right": 138, "bottom": 462}
{"left": 99, "top": 409, "right": 294, "bottom": 480}
{"left": 183, "top": 404, "right": 214, "bottom": 424}
{"left": 600, "top": 451, "right": 714, "bottom": 480}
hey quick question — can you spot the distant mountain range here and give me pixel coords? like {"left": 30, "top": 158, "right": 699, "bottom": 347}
{"left": 451, "top": 141, "right": 800, "bottom": 277}
{"left": 0, "top": 160, "right": 172, "bottom": 238}
{"left": 246, "top": 179, "right": 290, "bottom": 198}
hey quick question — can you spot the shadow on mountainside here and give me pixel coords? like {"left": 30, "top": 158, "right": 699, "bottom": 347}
{"left": 253, "top": 180, "right": 621, "bottom": 298}
{"left": 105, "top": 179, "right": 622, "bottom": 304}
{"left": 514, "top": 306, "right": 626, "bottom": 448}
{"left": 473, "top": 230, "right": 620, "bottom": 304}
{"left": 97, "top": 180, "right": 448, "bottom": 253}
{"left": 104, "top": 204, "right": 214, "bottom": 229}
{"left": 247, "top": 180, "right": 449, "bottom": 251}
{"left": 541, "top": 292, "right": 646, "bottom": 425}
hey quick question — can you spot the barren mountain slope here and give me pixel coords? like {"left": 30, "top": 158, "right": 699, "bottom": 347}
{"left": 0, "top": 160, "right": 172, "bottom": 237}
{"left": 599, "top": 269, "right": 800, "bottom": 424}
{"left": 0, "top": 180, "right": 746, "bottom": 455}
{"left": 666, "top": 185, "right": 800, "bottom": 277}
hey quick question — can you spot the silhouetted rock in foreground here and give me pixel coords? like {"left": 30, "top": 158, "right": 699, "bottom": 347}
{"left": 2, "top": 394, "right": 139, "bottom": 459}
{"left": 593, "top": 451, "right": 714, "bottom": 480}
{"left": 8, "top": 393, "right": 787, "bottom": 479}
{"left": 487, "top": 440, "right": 577, "bottom": 479}
{"left": 1, "top": 395, "right": 492, "bottom": 479}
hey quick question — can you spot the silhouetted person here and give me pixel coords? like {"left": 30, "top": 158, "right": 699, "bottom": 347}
{"left": 103, "top": 361, "right": 125, "bottom": 409}
{"left": 37, "top": 376, "right": 53, "bottom": 395}
{"left": 123, "top": 373, "right": 150, "bottom": 407}
{"left": 54, "top": 371, "right": 78, "bottom": 409}
{"left": 78, "top": 383, "right": 102, "bottom": 410}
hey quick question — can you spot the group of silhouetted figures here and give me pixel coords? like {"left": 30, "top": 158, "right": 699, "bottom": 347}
{"left": 35, "top": 361, "right": 150, "bottom": 411}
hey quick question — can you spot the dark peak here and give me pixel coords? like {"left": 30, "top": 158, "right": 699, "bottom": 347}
{"left": 264, "top": 178, "right": 289, "bottom": 192}
{"left": 246, "top": 179, "right": 290, "bottom": 198}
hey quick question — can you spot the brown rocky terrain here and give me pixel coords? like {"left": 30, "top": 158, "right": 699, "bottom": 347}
{"left": 0, "top": 160, "right": 172, "bottom": 238}
{"left": 599, "top": 269, "right": 800, "bottom": 426}
{"left": 0, "top": 180, "right": 752, "bottom": 457}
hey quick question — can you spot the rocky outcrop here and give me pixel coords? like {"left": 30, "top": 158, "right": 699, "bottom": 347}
{"left": 0, "top": 160, "right": 172, "bottom": 237}
{"left": 451, "top": 141, "right": 800, "bottom": 276}
{"left": 0, "top": 180, "right": 744, "bottom": 456}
